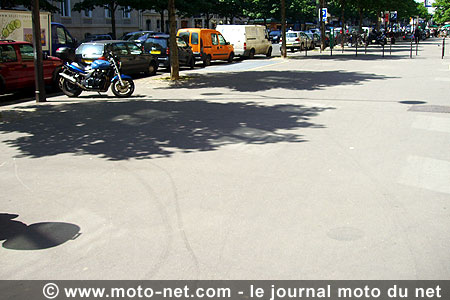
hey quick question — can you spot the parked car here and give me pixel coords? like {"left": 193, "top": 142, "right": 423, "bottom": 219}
{"left": 143, "top": 35, "right": 195, "bottom": 70}
{"left": 75, "top": 40, "right": 158, "bottom": 76}
{"left": 303, "top": 32, "right": 316, "bottom": 50}
{"left": 0, "top": 40, "right": 63, "bottom": 94}
{"left": 280, "top": 31, "right": 312, "bottom": 52}
{"left": 121, "top": 31, "right": 164, "bottom": 46}
{"left": 269, "top": 30, "right": 281, "bottom": 44}
{"left": 216, "top": 25, "right": 272, "bottom": 58}
{"left": 80, "top": 34, "right": 112, "bottom": 44}
{"left": 177, "top": 28, "right": 235, "bottom": 66}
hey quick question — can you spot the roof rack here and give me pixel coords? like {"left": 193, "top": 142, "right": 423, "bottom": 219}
{"left": 0, "top": 39, "right": 16, "bottom": 42}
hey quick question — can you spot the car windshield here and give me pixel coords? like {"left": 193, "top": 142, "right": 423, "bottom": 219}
{"left": 76, "top": 44, "right": 104, "bottom": 58}
{"left": 144, "top": 38, "right": 168, "bottom": 52}
{"left": 125, "top": 32, "right": 147, "bottom": 41}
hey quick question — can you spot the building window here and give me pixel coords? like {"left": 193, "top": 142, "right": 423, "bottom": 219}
{"left": 122, "top": 6, "right": 131, "bottom": 19}
{"left": 105, "top": 8, "right": 112, "bottom": 18}
{"left": 84, "top": 9, "right": 92, "bottom": 18}
{"left": 157, "top": 19, "right": 160, "bottom": 29}
{"left": 61, "top": 0, "right": 71, "bottom": 17}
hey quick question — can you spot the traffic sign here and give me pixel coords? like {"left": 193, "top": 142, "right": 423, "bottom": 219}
{"left": 390, "top": 11, "right": 397, "bottom": 21}
{"left": 321, "top": 8, "right": 327, "bottom": 22}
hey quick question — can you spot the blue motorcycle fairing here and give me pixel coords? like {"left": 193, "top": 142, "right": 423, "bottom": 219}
{"left": 111, "top": 74, "right": 132, "bottom": 82}
{"left": 91, "top": 60, "right": 111, "bottom": 70}
{"left": 67, "top": 62, "right": 87, "bottom": 74}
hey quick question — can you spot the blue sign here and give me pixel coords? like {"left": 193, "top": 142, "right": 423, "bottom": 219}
{"left": 321, "top": 8, "right": 327, "bottom": 22}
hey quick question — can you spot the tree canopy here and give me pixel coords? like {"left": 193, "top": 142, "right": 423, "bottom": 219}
{"left": 433, "top": 0, "right": 450, "bottom": 24}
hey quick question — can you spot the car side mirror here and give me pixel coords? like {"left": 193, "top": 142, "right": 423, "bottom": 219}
{"left": 226, "top": 42, "right": 230, "bottom": 45}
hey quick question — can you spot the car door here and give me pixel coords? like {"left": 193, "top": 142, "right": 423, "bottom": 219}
{"left": 210, "top": 33, "right": 220, "bottom": 60}
{"left": 112, "top": 42, "right": 132, "bottom": 73}
{"left": 176, "top": 37, "right": 189, "bottom": 64}
{"left": 126, "top": 42, "right": 147, "bottom": 73}
{"left": 18, "top": 44, "right": 37, "bottom": 85}
{"left": 217, "top": 33, "right": 231, "bottom": 59}
{"left": 0, "top": 44, "right": 23, "bottom": 91}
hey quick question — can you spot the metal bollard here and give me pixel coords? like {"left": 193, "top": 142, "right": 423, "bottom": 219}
{"left": 382, "top": 44, "right": 385, "bottom": 57}
{"left": 442, "top": 38, "right": 445, "bottom": 59}
{"left": 410, "top": 38, "right": 413, "bottom": 58}
{"left": 390, "top": 39, "right": 392, "bottom": 55}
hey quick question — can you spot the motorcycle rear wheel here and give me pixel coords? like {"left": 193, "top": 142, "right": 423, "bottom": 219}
{"left": 60, "top": 77, "right": 82, "bottom": 97}
{"left": 111, "top": 78, "right": 134, "bottom": 97}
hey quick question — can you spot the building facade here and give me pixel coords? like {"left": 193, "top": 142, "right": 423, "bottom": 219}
{"left": 51, "top": 0, "right": 230, "bottom": 41}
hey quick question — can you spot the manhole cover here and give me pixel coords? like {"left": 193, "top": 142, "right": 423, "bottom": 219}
{"left": 408, "top": 105, "right": 450, "bottom": 113}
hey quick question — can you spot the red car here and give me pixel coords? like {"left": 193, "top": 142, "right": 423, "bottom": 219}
{"left": 0, "top": 40, "right": 63, "bottom": 94}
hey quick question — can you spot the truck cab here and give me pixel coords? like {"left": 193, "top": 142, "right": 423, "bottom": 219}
{"left": 51, "top": 23, "right": 77, "bottom": 58}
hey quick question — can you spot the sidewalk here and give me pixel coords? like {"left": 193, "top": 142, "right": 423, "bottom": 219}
{"left": 0, "top": 38, "right": 449, "bottom": 280}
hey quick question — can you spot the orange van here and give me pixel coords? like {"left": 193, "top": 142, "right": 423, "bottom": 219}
{"left": 177, "top": 28, "right": 234, "bottom": 66}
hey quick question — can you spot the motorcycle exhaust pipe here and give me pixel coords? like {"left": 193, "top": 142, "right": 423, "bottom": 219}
{"left": 59, "top": 72, "right": 86, "bottom": 90}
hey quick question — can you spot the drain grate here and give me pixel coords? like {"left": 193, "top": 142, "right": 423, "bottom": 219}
{"left": 408, "top": 105, "right": 450, "bottom": 113}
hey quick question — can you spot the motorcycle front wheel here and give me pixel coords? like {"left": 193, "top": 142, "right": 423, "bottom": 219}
{"left": 111, "top": 78, "right": 135, "bottom": 97}
{"left": 59, "top": 77, "right": 82, "bottom": 97}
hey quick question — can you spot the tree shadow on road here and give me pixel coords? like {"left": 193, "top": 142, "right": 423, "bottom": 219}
{"left": 159, "top": 70, "right": 395, "bottom": 93}
{"left": 0, "top": 99, "right": 334, "bottom": 160}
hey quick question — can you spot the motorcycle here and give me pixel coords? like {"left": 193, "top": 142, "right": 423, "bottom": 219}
{"left": 366, "top": 31, "right": 387, "bottom": 46}
{"left": 58, "top": 51, "right": 134, "bottom": 98}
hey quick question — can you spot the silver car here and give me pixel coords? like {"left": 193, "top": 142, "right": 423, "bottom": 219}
{"left": 280, "top": 31, "right": 312, "bottom": 52}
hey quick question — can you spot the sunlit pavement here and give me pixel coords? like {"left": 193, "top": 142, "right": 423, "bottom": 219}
{"left": 0, "top": 38, "right": 449, "bottom": 279}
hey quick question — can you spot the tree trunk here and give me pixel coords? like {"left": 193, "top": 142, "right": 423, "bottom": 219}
{"left": 281, "top": 0, "right": 286, "bottom": 58}
{"left": 206, "top": 13, "right": 210, "bottom": 29}
{"left": 110, "top": 3, "right": 117, "bottom": 39}
{"left": 320, "top": 0, "right": 326, "bottom": 50}
{"left": 341, "top": 0, "right": 345, "bottom": 49}
{"left": 160, "top": 10, "right": 165, "bottom": 33}
{"left": 168, "top": 0, "right": 179, "bottom": 80}
{"left": 31, "top": 0, "right": 45, "bottom": 102}
{"left": 358, "top": 3, "right": 363, "bottom": 34}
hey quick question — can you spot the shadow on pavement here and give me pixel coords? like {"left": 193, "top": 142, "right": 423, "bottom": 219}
{"left": 0, "top": 213, "right": 80, "bottom": 250}
{"left": 0, "top": 100, "right": 334, "bottom": 160}
{"left": 161, "top": 70, "right": 395, "bottom": 93}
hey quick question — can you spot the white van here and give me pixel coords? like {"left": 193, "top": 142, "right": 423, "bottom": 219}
{"left": 215, "top": 25, "right": 272, "bottom": 58}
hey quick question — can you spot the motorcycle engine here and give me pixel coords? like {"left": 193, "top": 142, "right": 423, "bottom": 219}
{"left": 84, "top": 70, "right": 106, "bottom": 89}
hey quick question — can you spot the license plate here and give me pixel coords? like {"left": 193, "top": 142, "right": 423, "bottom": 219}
{"left": 82, "top": 59, "right": 93, "bottom": 63}
{"left": 151, "top": 50, "right": 161, "bottom": 54}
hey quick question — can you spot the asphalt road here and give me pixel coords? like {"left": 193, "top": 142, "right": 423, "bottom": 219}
{"left": 0, "top": 38, "right": 449, "bottom": 280}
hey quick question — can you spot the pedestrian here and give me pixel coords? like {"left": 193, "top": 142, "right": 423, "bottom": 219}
{"left": 414, "top": 27, "right": 420, "bottom": 44}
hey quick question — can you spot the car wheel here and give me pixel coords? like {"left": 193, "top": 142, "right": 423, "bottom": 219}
{"left": 51, "top": 67, "right": 62, "bottom": 92}
{"left": 227, "top": 52, "right": 234, "bottom": 63}
{"left": 188, "top": 57, "right": 195, "bottom": 69}
{"left": 248, "top": 49, "right": 255, "bottom": 59}
{"left": 266, "top": 47, "right": 272, "bottom": 57}
{"left": 203, "top": 55, "right": 211, "bottom": 67}
{"left": 145, "top": 61, "right": 157, "bottom": 76}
